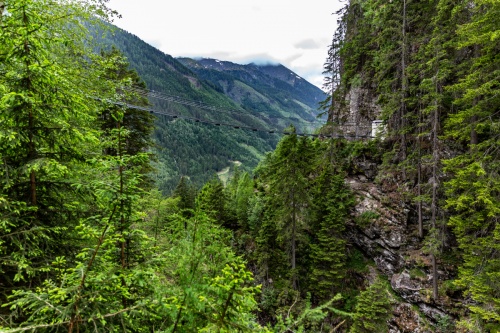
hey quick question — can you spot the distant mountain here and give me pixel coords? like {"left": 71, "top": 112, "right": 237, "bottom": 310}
{"left": 178, "top": 58, "right": 326, "bottom": 129}
{"left": 92, "top": 26, "right": 326, "bottom": 192}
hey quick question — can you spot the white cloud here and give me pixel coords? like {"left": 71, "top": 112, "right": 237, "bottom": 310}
{"left": 107, "top": 0, "right": 343, "bottom": 88}
{"left": 295, "top": 39, "right": 322, "bottom": 50}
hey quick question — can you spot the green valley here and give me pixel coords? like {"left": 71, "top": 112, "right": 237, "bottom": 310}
{"left": 92, "top": 25, "right": 326, "bottom": 193}
{"left": 2, "top": 0, "right": 500, "bottom": 332}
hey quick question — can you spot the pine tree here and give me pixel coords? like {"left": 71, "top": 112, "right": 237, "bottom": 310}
{"left": 349, "top": 278, "right": 392, "bottom": 333}
{"left": 256, "top": 130, "right": 315, "bottom": 290}
{"left": 308, "top": 165, "right": 354, "bottom": 302}
{"left": 0, "top": 0, "right": 114, "bottom": 301}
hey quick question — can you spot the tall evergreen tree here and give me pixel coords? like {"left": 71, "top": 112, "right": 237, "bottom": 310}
{"left": 99, "top": 47, "right": 155, "bottom": 162}
{"left": 256, "top": 129, "right": 315, "bottom": 290}
{"left": 444, "top": 0, "right": 500, "bottom": 326}
{"left": 197, "top": 176, "right": 233, "bottom": 228}
{"left": 173, "top": 176, "right": 196, "bottom": 213}
{"left": 308, "top": 164, "right": 354, "bottom": 302}
{"left": 0, "top": 0, "right": 113, "bottom": 303}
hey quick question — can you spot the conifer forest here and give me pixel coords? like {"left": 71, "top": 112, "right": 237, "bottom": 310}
{"left": 1, "top": 0, "right": 500, "bottom": 332}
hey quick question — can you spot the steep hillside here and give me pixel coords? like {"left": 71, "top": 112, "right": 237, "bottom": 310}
{"left": 178, "top": 58, "right": 326, "bottom": 131}
{"left": 93, "top": 27, "right": 324, "bottom": 192}
{"left": 319, "top": 0, "right": 500, "bottom": 331}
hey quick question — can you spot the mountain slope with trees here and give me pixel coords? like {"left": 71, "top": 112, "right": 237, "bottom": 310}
{"left": 3, "top": 0, "right": 500, "bottom": 332}
{"left": 177, "top": 58, "right": 325, "bottom": 129}
{"left": 92, "top": 26, "right": 325, "bottom": 193}
{"left": 0, "top": 1, "right": 268, "bottom": 331}
{"left": 318, "top": 0, "right": 500, "bottom": 331}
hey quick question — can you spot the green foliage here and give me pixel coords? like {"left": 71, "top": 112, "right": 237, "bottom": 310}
{"left": 173, "top": 176, "right": 196, "bottom": 215}
{"left": 0, "top": 1, "right": 268, "bottom": 331}
{"left": 328, "top": 0, "right": 500, "bottom": 325}
{"left": 226, "top": 169, "right": 255, "bottom": 231}
{"left": 91, "top": 25, "right": 286, "bottom": 194}
{"left": 154, "top": 209, "right": 265, "bottom": 333}
{"left": 436, "top": 314, "right": 456, "bottom": 333}
{"left": 308, "top": 164, "right": 355, "bottom": 301}
{"left": 440, "top": 0, "right": 500, "bottom": 325}
{"left": 197, "top": 177, "right": 234, "bottom": 228}
{"left": 98, "top": 47, "right": 155, "bottom": 186}
{"left": 271, "top": 294, "right": 351, "bottom": 333}
{"left": 354, "top": 211, "right": 379, "bottom": 228}
{"left": 255, "top": 130, "right": 316, "bottom": 290}
{"left": 349, "top": 278, "right": 392, "bottom": 333}
{"left": 200, "top": 261, "right": 263, "bottom": 332}
{"left": 445, "top": 154, "right": 500, "bottom": 325}
{"left": 0, "top": 0, "right": 115, "bottom": 306}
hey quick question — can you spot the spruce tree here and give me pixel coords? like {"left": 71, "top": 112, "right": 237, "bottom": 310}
{"left": 173, "top": 175, "right": 196, "bottom": 214}
{"left": 197, "top": 177, "right": 233, "bottom": 228}
{"left": 308, "top": 165, "right": 354, "bottom": 302}
{"left": 349, "top": 278, "right": 392, "bottom": 333}
{"left": 256, "top": 130, "right": 315, "bottom": 290}
{"left": 443, "top": 0, "right": 500, "bottom": 326}
{"left": 0, "top": 0, "right": 114, "bottom": 302}
{"left": 99, "top": 47, "right": 155, "bottom": 182}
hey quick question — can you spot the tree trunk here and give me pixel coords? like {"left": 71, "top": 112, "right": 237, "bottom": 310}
{"left": 431, "top": 76, "right": 439, "bottom": 300}
{"left": 470, "top": 45, "right": 480, "bottom": 147}
{"left": 24, "top": 5, "right": 37, "bottom": 207}
{"left": 431, "top": 253, "right": 438, "bottom": 300}
{"left": 470, "top": 114, "right": 478, "bottom": 146}
{"left": 291, "top": 188, "right": 297, "bottom": 290}
{"left": 417, "top": 152, "right": 423, "bottom": 238}
{"left": 30, "top": 170, "right": 37, "bottom": 206}
{"left": 400, "top": 0, "right": 408, "bottom": 180}
{"left": 417, "top": 95, "right": 423, "bottom": 238}
{"left": 117, "top": 120, "right": 128, "bottom": 308}
{"left": 0, "top": 2, "right": 5, "bottom": 23}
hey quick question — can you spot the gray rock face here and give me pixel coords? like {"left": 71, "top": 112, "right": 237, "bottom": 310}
{"left": 391, "top": 271, "right": 424, "bottom": 303}
{"left": 336, "top": 78, "right": 462, "bottom": 331}
{"left": 346, "top": 170, "right": 456, "bottom": 332}
{"left": 347, "top": 176, "right": 407, "bottom": 275}
{"left": 419, "top": 304, "right": 448, "bottom": 322}
{"left": 389, "top": 303, "right": 430, "bottom": 333}
{"left": 340, "top": 87, "right": 381, "bottom": 137}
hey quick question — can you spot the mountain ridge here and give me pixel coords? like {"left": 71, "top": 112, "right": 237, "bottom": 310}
{"left": 177, "top": 57, "right": 326, "bottom": 129}
{"left": 92, "top": 25, "right": 325, "bottom": 192}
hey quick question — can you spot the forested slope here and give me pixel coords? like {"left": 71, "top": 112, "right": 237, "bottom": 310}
{"left": 93, "top": 26, "right": 325, "bottom": 193}
{"left": 316, "top": 0, "right": 500, "bottom": 331}
{"left": 3, "top": 0, "right": 500, "bottom": 332}
{"left": 177, "top": 58, "right": 325, "bottom": 129}
{"left": 0, "top": 1, "right": 270, "bottom": 331}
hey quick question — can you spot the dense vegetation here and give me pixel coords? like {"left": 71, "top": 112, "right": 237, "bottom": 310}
{"left": 92, "top": 27, "right": 326, "bottom": 194}
{"left": 2, "top": 0, "right": 500, "bottom": 332}
{"left": 0, "top": 1, "right": 375, "bottom": 331}
{"left": 323, "top": 0, "right": 500, "bottom": 331}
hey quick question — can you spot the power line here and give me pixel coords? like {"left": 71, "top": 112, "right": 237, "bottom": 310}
{"left": 89, "top": 73, "right": 326, "bottom": 127}
{"left": 123, "top": 85, "right": 326, "bottom": 127}
{"left": 87, "top": 74, "right": 373, "bottom": 132}
{"left": 122, "top": 84, "right": 371, "bottom": 127}
{"left": 104, "top": 98, "right": 375, "bottom": 139}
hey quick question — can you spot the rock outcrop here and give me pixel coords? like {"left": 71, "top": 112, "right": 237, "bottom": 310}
{"left": 346, "top": 161, "right": 458, "bottom": 332}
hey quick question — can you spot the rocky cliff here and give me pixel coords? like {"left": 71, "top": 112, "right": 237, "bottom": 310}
{"left": 347, "top": 152, "right": 461, "bottom": 332}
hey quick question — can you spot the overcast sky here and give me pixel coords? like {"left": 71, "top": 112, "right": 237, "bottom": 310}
{"left": 107, "top": 0, "right": 344, "bottom": 89}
